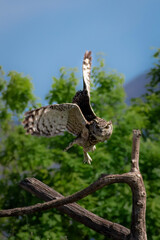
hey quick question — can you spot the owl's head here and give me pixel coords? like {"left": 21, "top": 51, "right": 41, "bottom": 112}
{"left": 90, "top": 118, "right": 113, "bottom": 142}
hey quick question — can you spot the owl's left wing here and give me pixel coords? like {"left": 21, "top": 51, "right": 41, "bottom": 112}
{"left": 22, "top": 103, "right": 88, "bottom": 137}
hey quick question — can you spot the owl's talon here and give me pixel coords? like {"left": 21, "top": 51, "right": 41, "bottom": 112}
{"left": 83, "top": 152, "right": 92, "bottom": 164}
{"left": 64, "top": 138, "right": 81, "bottom": 152}
{"left": 64, "top": 146, "right": 71, "bottom": 152}
{"left": 64, "top": 141, "right": 74, "bottom": 152}
{"left": 91, "top": 145, "right": 96, "bottom": 152}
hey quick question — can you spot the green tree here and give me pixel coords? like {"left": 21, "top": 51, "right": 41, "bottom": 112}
{"left": 130, "top": 49, "right": 160, "bottom": 239}
{"left": 0, "top": 49, "right": 160, "bottom": 240}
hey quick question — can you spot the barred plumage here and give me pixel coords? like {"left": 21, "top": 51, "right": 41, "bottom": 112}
{"left": 23, "top": 104, "right": 87, "bottom": 137}
{"left": 23, "top": 51, "right": 113, "bottom": 164}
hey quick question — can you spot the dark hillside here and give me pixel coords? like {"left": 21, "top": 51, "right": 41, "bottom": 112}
{"left": 124, "top": 73, "right": 150, "bottom": 104}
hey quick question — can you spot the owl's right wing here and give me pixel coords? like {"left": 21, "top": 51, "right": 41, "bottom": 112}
{"left": 83, "top": 50, "right": 92, "bottom": 97}
{"left": 22, "top": 103, "right": 88, "bottom": 137}
{"left": 72, "top": 51, "right": 96, "bottom": 121}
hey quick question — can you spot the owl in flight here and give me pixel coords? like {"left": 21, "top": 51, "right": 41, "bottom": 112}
{"left": 23, "top": 51, "right": 113, "bottom": 164}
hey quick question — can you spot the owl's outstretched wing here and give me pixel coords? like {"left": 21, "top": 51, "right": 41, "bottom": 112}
{"left": 72, "top": 51, "right": 96, "bottom": 122}
{"left": 22, "top": 103, "right": 88, "bottom": 137}
{"left": 83, "top": 50, "right": 92, "bottom": 97}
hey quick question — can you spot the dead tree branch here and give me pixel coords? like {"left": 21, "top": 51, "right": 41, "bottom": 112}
{"left": 0, "top": 130, "right": 147, "bottom": 240}
{"left": 0, "top": 173, "right": 139, "bottom": 217}
{"left": 130, "top": 130, "right": 147, "bottom": 240}
{"left": 20, "top": 177, "right": 130, "bottom": 240}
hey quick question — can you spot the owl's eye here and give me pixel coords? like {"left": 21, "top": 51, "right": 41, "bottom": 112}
{"left": 105, "top": 125, "right": 110, "bottom": 129}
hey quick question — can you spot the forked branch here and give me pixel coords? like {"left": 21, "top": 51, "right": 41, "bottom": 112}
{"left": 20, "top": 177, "right": 130, "bottom": 240}
{"left": 0, "top": 130, "right": 147, "bottom": 240}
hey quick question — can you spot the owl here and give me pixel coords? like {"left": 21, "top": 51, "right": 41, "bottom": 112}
{"left": 23, "top": 51, "right": 113, "bottom": 164}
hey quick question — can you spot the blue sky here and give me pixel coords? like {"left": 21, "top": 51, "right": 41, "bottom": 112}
{"left": 0, "top": 0, "right": 160, "bottom": 102}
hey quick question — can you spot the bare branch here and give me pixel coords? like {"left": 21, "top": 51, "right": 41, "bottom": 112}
{"left": 0, "top": 172, "right": 134, "bottom": 217}
{"left": 131, "top": 129, "right": 141, "bottom": 172}
{"left": 0, "top": 129, "right": 147, "bottom": 239}
{"left": 130, "top": 130, "right": 147, "bottom": 240}
{"left": 20, "top": 177, "right": 130, "bottom": 240}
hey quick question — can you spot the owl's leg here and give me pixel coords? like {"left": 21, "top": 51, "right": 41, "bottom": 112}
{"left": 91, "top": 145, "right": 96, "bottom": 152}
{"left": 64, "top": 141, "right": 75, "bottom": 151}
{"left": 83, "top": 151, "right": 92, "bottom": 164}
{"left": 64, "top": 137, "right": 81, "bottom": 152}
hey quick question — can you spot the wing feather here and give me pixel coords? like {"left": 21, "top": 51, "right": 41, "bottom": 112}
{"left": 23, "top": 103, "right": 88, "bottom": 137}
{"left": 72, "top": 51, "right": 96, "bottom": 121}
{"left": 83, "top": 50, "right": 92, "bottom": 97}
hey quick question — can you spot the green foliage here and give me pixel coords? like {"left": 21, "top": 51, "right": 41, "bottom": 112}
{"left": 91, "top": 58, "right": 126, "bottom": 120}
{"left": 130, "top": 49, "right": 160, "bottom": 239}
{"left": 2, "top": 71, "right": 36, "bottom": 114}
{"left": 46, "top": 67, "right": 78, "bottom": 104}
{"left": 0, "top": 50, "right": 160, "bottom": 240}
{"left": 0, "top": 67, "right": 37, "bottom": 134}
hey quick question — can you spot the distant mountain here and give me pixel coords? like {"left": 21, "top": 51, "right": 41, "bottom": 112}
{"left": 124, "top": 72, "right": 150, "bottom": 104}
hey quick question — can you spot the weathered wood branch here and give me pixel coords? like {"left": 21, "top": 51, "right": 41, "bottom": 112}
{"left": 0, "top": 172, "right": 140, "bottom": 217}
{"left": 20, "top": 177, "right": 130, "bottom": 240}
{"left": 131, "top": 129, "right": 141, "bottom": 172}
{"left": 130, "top": 130, "right": 147, "bottom": 240}
{"left": 0, "top": 130, "right": 147, "bottom": 240}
